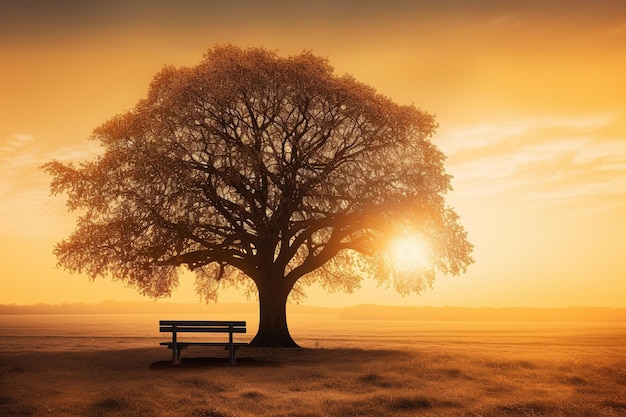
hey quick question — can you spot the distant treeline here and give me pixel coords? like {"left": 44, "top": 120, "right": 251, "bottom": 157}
{"left": 338, "top": 305, "right": 626, "bottom": 322}
{"left": 1, "top": 301, "right": 625, "bottom": 322}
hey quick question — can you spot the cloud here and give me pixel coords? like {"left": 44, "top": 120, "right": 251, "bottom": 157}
{"left": 12, "top": 134, "right": 34, "bottom": 143}
{"left": 439, "top": 114, "right": 626, "bottom": 213}
{"left": 490, "top": 13, "right": 522, "bottom": 29}
{"left": 605, "top": 24, "right": 626, "bottom": 36}
{"left": 439, "top": 115, "right": 611, "bottom": 156}
{"left": 0, "top": 134, "right": 42, "bottom": 193}
{"left": 0, "top": 134, "right": 100, "bottom": 236}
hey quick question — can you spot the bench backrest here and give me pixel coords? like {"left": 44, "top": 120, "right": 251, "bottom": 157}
{"left": 159, "top": 320, "right": 246, "bottom": 334}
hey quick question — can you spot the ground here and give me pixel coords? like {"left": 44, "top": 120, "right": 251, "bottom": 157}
{"left": 0, "top": 315, "right": 625, "bottom": 416}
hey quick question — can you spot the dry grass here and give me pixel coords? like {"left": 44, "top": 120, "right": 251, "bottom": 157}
{"left": 0, "top": 316, "right": 625, "bottom": 416}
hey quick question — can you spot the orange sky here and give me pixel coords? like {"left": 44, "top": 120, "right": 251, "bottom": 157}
{"left": 1, "top": 1, "right": 625, "bottom": 307}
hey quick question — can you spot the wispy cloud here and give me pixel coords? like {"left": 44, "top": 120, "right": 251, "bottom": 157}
{"left": 0, "top": 134, "right": 100, "bottom": 236}
{"left": 604, "top": 24, "right": 626, "bottom": 36}
{"left": 490, "top": 13, "right": 522, "bottom": 29}
{"left": 438, "top": 114, "right": 626, "bottom": 214}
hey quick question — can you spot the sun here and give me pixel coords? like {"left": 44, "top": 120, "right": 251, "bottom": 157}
{"left": 389, "top": 235, "right": 431, "bottom": 270}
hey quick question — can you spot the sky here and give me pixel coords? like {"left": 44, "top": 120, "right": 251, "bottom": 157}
{"left": 1, "top": 0, "right": 625, "bottom": 308}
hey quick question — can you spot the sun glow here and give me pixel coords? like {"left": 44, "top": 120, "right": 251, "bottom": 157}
{"left": 389, "top": 235, "right": 431, "bottom": 270}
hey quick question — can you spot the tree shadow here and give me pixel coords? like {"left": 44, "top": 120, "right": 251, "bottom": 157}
{"left": 149, "top": 346, "right": 407, "bottom": 369}
{"left": 1, "top": 345, "right": 410, "bottom": 374}
{"left": 149, "top": 356, "right": 281, "bottom": 369}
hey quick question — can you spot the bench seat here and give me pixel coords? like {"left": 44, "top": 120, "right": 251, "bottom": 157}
{"left": 160, "top": 342, "right": 249, "bottom": 348}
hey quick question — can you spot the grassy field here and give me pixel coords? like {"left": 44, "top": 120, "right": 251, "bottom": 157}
{"left": 0, "top": 314, "right": 625, "bottom": 417}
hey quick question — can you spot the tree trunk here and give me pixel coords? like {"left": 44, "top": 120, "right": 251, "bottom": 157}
{"left": 249, "top": 281, "right": 299, "bottom": 347}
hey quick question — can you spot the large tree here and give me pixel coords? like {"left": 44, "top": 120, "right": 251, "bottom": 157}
{"left": 44, "top": 46, "right": 473, "bottom": 347}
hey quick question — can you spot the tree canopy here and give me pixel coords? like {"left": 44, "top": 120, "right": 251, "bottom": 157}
{"left": 44, "top": 45, "right": 473, "bottom": 346}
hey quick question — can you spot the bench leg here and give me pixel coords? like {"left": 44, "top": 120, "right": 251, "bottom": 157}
{"left": 172, "top": 347, "right": 182, "bottom": 365}
{"left": 229, "top": 346, "right": 235, "bottom": 366}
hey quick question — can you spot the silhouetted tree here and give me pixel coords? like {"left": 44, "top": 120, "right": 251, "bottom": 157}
{"left": 44, "top": 46, "right": 473, "bottom": 347}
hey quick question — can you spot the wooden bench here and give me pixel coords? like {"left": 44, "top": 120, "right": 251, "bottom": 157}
{"left": 159, "top": 320, "right": 247, "bottom": 365}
